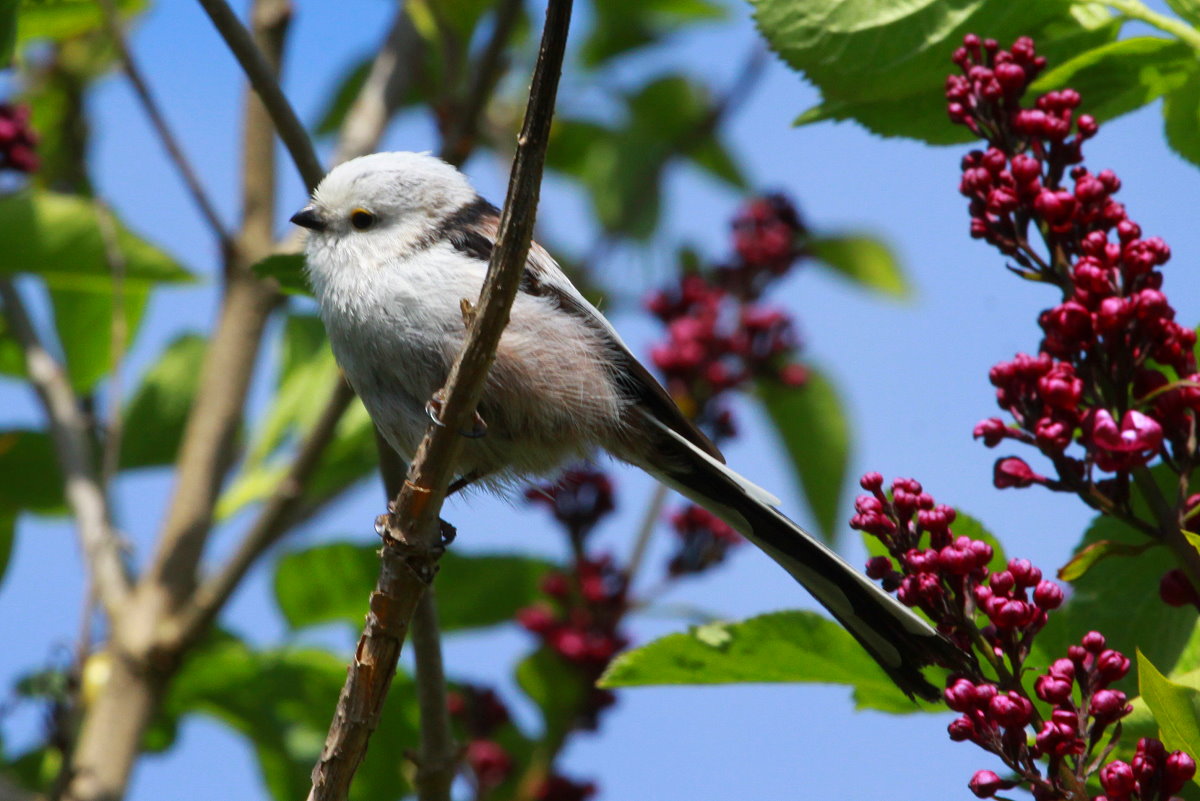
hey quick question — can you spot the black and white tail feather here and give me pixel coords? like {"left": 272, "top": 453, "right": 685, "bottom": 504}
{"left": 638, "top": 414, "right": 963, "bottom": 701}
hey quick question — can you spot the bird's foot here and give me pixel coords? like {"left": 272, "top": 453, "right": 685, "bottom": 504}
{"left": 425, "top": 389, "right": 488, "bottom": 438}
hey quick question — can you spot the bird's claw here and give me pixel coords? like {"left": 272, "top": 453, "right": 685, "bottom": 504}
{"left": 425, "top": 390, "right": 488, "bottom": 438}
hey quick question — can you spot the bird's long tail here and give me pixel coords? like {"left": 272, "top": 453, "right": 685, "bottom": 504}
{"left": 636, "top": 415, "right": 963, "bottom": 702}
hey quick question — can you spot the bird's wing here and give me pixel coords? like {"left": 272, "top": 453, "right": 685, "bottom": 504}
{"left": 521, "top": 240, "right": 727, "bottom": 463}
{"left": 441, "top": 195, "right": 725, "bottom": 463}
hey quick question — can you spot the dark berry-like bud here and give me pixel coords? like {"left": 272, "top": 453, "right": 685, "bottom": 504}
{"left": 1089, "top": 689, "right": 1130, "bottom": 722}
{"left": 1082, "top": 631, "right": 1107, "bottom": 653}
{"left": 1100, "top": 761, "right": 1136, "bottom": 797}
{"left": 1035, "top": 674, "right": 1073, "bottom": 704}
{"left": 1161, "top": 569, "right": 1200, "bottom": 607}
{"left": 1033, "top": 580, "right": 1064, "bottom": 609}
{"left": 517, "top": 605, "right": 557, "bottom": 635}
{"left": 989, "top": 691, "right": 1033, "bottom": 728}
{"left": 1096, "top": 649, "right": 1131, "bottom": 683}
{"left": 865, "top": 555, "right": 893, "bottom": 580}
{"left": 466, "top": 739, "right": 513, "bottom": 788}
{"left": 945, "top": 678, "right": 978, "bottom": 712}
{"left": 948, "top": 715, "right": 976, "bottom": 741}
{"left": 859, "top": 472, "right": 884, "bottom": 492}
{"left": 968, "top": 770, "right": 1010, "bottom": 798}
{"left": 1165, "top": 751, "right": 1197, "bottom": 794}
{"left": 973, "top": 417, "right": 1009, "bottom": 447}
{"left": 993, "top": 456, "right": 1044, "bottom": 489}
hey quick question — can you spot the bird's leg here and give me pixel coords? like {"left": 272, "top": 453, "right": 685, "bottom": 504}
{"left": 374, "top": 501, "right": 457, "bottom": 555}
{"left": 425, "top": 388, "right": 488, "bottom": 438}
{"left": 446, "top": 470, "right": 484, "bottom": 498}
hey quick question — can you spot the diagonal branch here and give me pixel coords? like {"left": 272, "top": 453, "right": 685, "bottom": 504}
{"left": 441, "top": 0, "right": 523, "bottom": 167}
{"left": 144, "top": 0, "right": 290, "bottom": 615}
{"left": 195, "top": 0, "right": 324, "bottom": 190}
{"left": 95, "top": 0, "right": 233, "bottom": 250}
{"left": 0, "top": 278, "right": 130, "bottom": 619}
{"left": 175, "top": 2, "right": 428, "bottom": 646}
{"left": 307, "top": 2, "right": 575, "bottom": 799}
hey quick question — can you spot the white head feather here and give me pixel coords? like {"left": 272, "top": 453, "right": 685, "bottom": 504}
{"left": 310, "top": 151, "right": 475, "bottom": 232}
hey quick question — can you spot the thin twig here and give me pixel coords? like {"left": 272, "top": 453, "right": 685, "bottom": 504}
{"left": 623, "top": 482, "right": 668, "bottom": 587}
{"left": 0, "top": 279, "right": 130, "bottom": 617}
{"left": 372, "top": 431, "right": 461, "bottom": 801}
{"left": 411, "top": 590, "right": 457, "bottom": 801}
{"left": 441, "top": 0, "right": 524, "bottom": 167}
{"left": 96, "top": 0, "right": 233, "bottom": 248}
{"left": 195, "top": 0, "right": 325, "bottom": 190}
{"left": 306, "top": 3, "right": 575, "bottom": 798}
{"left": 143, "top": 0, "right": 289, "bottom": 608}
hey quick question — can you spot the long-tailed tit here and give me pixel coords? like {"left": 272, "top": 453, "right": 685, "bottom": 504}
{"left": 291, "top": 151, "right": 959, "bottom": 700}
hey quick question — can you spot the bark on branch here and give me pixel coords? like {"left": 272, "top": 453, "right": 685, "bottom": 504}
{"left": 0, "top": 280, "right": 130, "bottom": 619}
{"left": 195, "top": 0, "right": 324, "bottom": 190}
{"left": 306, "top": 3, "right": 575, "bottom": 799}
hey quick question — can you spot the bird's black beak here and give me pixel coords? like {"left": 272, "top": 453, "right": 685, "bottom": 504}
{"left": 290, "top": 206, "right": 326, "bottom": 231}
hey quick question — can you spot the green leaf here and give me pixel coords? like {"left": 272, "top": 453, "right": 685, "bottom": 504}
{"left": 245, "top": 315, "right": 338, "bottom": 466}
{"left": 757, "top": 366, "right": 850, "bottom": 542}
{"left": 409, "top": 0, "right": 496, "bottom": 40}
{"left": 795, "top": 92, "right": 976, "bottom": 145}
{"left": 1166, "top": 0, "right": 1200, "bottom": 27}
{"left": 0, "top": 191, "right": 193, "bottom": 290}
{"left": 0, "top": 0, "right": 17, "bottom": 61}
{"left": 0, "top": 430, "right": 63, "bottom": 513}
{"left": 251, "top": 253, "right": 310, "bottom": 296}
{"left": 1164, "top": 72, "right": 1200, "bottom": 170}
{"left": 1139, "top": 649, "right": 1200, "bottom": 766}
{"left": 17, "top": 0, "right": 146, "bottom": 44}
{"left": 1056, "top": 538, "right": 1155, "bottom": 582}
{"left": 755, "top": 0, "right": 1118, "bottom": 143}
{"left": 1036, "top": 514, "right": 1197, "bottom": 684}
{"left": 119, "top": 335, "right": 208, "bottom": 470}
{"left": 0, "top": 510, "right": 15, "bottom": 590}
{"left": 275, "top": 542, "right": 558, "bottom": 634}
{"left": 1030, "top": 37, "right": 1197, "bottom": 123}
{"left": 160, "top": 634, "right": 418, "bottom": 801}
{"left": 49, "top": 285, "right": 149, "bottom": 392}
{"left": 599, "top": 610, "right": 936, "bottom": 713}
{"left": 582, "top": 0, "right": 725, "bottom": 67}
{"left": 0, "top": 312, "right": 27, "bottom": 377}
{"left": 516, "top": 647, "right": 590, "bottom": 742}
{"left": 807, "top": 233, "right": 910, "bottom": 298}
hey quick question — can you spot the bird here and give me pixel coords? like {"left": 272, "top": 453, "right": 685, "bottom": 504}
{"left": 290, "top": 150, "right": 960, "bottom": 701}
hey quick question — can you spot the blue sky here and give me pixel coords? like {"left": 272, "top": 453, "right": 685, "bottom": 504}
{"left": 4, "top": 1, "right": 1200, "bottom": 799}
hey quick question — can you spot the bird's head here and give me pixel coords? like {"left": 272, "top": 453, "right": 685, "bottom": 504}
{"left": 290, "top": 151, "right": 475, "bottom": 246}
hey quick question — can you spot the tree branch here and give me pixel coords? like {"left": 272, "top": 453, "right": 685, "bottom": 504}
{"left": 410, "top": 590, "right": 457, "bottom": 801}
{"left": 195, "top": 0, "right": 324, "bottom": 190}
{"left": 441, "top": 0, "right": 523, "bottom": 167}
{"left": 0, "top": 278, "right": 130, "bottom": 618}
{"left": 143, "top": 0, "right": 289, "bottom": 617}
{"left": 306, "top": 3, "right": 575, "bottom": 798}
{"left": 175, "top": 1, "right": 430, "bottom": 648}
{"left": 62, "top": 4, "right": 292, "bottom": 799}
{"left": 95, "top": 0, "right": 233, "bottom": 249}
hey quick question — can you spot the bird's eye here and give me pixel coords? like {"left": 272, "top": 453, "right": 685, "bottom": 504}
{"left": 350, "top": 209, "right": 375, "bottom": 230}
